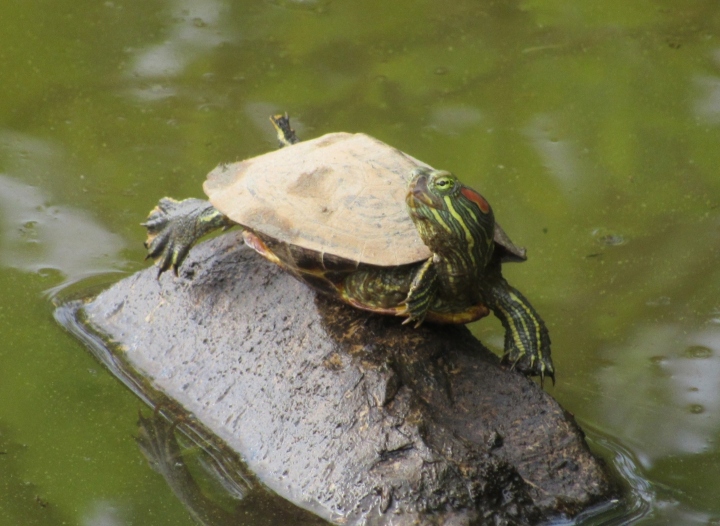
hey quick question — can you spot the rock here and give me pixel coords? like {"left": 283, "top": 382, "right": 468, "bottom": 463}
{"left": 72, "top": 232, "right": 617, "bottom": 525}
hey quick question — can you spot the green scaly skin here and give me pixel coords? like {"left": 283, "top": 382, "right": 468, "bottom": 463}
{"left": 404, "top": 169, "right": 495, "bottom": 321}
{"left": 484, "top": 267, "right": 553, "bottom": 382}
{"left": 143, "top": 197, "right": 231, "bottom": 276}
{"left": 143, "top": 117, "right": 554, "bottom": 382}
{"left": 405, "top": 168, "right": 554, "bottom": 383}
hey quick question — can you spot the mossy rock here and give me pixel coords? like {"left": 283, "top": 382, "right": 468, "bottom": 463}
{"left": 72, "top": 232, "right": 617, "bottom": 525}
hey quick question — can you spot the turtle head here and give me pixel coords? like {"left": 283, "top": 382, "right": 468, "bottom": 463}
{"left": 406, "top": 167, "right": 495, "bottom": 266}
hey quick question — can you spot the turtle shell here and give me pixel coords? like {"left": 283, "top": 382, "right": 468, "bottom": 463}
{"left": 203, "top": 132, "right": 525, "bottom": 267}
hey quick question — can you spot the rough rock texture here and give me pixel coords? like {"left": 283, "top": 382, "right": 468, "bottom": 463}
{"left": 80, "top": 232, "right": 616, "bottom": 525}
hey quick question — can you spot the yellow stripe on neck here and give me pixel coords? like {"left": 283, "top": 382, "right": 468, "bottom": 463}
{"left": 443, "top": 195, "right": 475, "bottom": 253}
{"left": 429, "top": 207, "right": 452, "bottom": 234}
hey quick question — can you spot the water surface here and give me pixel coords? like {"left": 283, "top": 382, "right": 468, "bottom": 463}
{"left": 1, "top": 1, "right": 719, "bottom": 524}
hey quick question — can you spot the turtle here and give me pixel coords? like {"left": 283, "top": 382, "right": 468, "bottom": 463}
{"left": 143, "top": 115, "right": 554, "bottom": 381}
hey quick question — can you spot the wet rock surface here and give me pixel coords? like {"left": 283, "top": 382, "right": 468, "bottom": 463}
{"left": 79, "top": 232, "right": 617, "bottom": 525}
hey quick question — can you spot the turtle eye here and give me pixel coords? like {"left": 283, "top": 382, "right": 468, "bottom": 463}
{"left": 434, "top": 177, "right": 453, "bottom": 191}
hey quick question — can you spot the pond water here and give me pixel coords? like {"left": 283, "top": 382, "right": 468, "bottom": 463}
{"left": 1, "top": 0, "right": 720, "bottom": 524}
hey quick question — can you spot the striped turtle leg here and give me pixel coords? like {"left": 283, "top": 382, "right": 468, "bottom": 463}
{"left": 270, "top": 114, "right": 300, "bottom": 146}
{"left": 485, "top": 276, "right": 555, "bottom": 384}
{"left": 143, "top": 197, "right": 233, "bottom": 276}
{"left": 401, "top": 258, "right": 438, "bottom": 327}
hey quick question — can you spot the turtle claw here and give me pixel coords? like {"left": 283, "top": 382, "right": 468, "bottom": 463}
{"left": 400, "top": 310, "right": 425, "bottom": 328}
{"left": 142, "top": 197, "right": 229, "bottom": 277}
{"left": 502, "top": 349, "right": 555, "bottom": 387}
{"left": 143, "top": 198, "right": 190, "bottom": 276}
{"left": 396, "top": 299, "right": 427, "bottom": 328}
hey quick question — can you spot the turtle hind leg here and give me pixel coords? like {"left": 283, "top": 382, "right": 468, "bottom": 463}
{"left": 485, "top": 277, "right": 555, "bottom": 385}
{"left": 143, "top": 197, "right": 232, "bottom": 276}
{"left": 269, "top": 114, "right": 300, "bottom": 146}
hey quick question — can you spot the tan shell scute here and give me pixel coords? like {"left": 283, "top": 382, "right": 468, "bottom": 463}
{"left": 204, "top": 132, "right": 433, "bottom": 267}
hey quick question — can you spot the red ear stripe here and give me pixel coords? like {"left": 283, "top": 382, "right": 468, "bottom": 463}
{"left": 460, "top": 187, "right": 491, "bottom": 214}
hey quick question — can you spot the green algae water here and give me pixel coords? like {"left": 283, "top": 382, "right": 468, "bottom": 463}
{"left": 1, "top": 0, "right": 720, "bottom": 524}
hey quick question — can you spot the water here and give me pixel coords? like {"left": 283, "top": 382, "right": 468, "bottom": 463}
{"left": 1, "top": 0, "right": 720, "bottom": 524}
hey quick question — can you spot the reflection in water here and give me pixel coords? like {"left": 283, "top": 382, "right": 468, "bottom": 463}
{"left": 695, "top": 49, "right": 720, "bottom": 123}
{"left": 135, "top": 411, "right": 326, "bottom": 526}
{"left": 81, "top": 501, "right": 124, "bottom": 526}
{"left": 136, "top": 412, "right": 239, "bottom": 526}
{"left": 525, "top": 113, "right": 584, "bottom": 190}
{"left": 693, "top": 76, "right": 720, "bottom": 124}
{"left": 0, "top": 130, "right": 126, "bottom": 282}
{"left": 126, "top": 0, "right": 235, "bottom": 99}
{"left": 426, "top": 105, "right": 483, "bottom": 135}
{"left": 0, "top": 174, "right": 125, "bottom": 280}
{"left": 597, "top": 324, "right": 720, "bottom": 463}
{"left": 55, "top": 299, "right": 327, "bottom": 526}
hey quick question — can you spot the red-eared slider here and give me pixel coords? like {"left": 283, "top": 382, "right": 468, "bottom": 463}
{"left": 144, "top": 116, "right": 553, "bottom": 381}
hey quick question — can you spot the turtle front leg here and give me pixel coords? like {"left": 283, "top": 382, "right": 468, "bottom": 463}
{"left": 143, "top": 198, "right": 233, "bottom": 276}
{"left": 401, "top": 258, "right": 438, "bottom": 327}
{"left": 484, "top": 276, "right": 554, "bottom": 384}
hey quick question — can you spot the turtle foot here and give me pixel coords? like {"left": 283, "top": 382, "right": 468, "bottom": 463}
{"left": 502, "top": 349, "right": 555, "bottom": 387}
{"left": 143, "top": 198, "right": 228, "bottom": 276}
{"left": 270, "top": 114, "right": 300, "bottom": 147}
